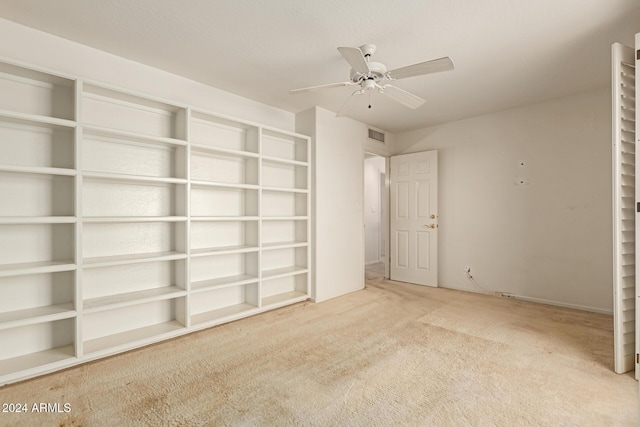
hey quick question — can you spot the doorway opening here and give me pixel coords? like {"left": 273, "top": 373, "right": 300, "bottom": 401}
{"left": 364, "top": 152, "right": 388, "bottom": 280}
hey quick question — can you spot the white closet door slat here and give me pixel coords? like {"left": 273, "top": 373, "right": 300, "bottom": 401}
{"left": 612, "top": 42, "right": 636, "bottom": 375}
{"left": 635, "top": 33, "right": 640, "bottom": 380}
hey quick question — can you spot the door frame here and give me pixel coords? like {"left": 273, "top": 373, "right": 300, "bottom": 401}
{"left": 363, "top": 151, "right": 390, "bottom": 279}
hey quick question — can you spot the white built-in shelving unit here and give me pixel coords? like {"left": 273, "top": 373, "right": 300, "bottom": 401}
{"left": 0, "top": 59, "right": 311, "bottom": 384}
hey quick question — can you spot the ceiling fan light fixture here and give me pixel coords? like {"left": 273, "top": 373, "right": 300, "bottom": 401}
{"left": 362, "top": 79, "right": 376, "bottom": 91}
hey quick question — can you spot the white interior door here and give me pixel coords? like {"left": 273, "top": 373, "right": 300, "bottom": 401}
{"left": 390, "top": 151, "right": 438, "bottom": 286}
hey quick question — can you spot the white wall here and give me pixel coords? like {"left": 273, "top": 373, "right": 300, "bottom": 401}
{"left": 297, "top": 107, "right": 395, "bottom": 302}
{"left": 364, "top": 155, "right": 385, "bottom": 263}
{"left": 0, "top": 18, "right": 294, "bottom": 131}
{"left": 395, "top": 89, "right": 612, "bottom": 313}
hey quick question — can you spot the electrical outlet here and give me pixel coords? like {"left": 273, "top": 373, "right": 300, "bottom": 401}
{"left": 464, "top": 266, "right": 471, "bottom": 273}
{"left": 494, "top": 292, "right": 514, "bottom": 299}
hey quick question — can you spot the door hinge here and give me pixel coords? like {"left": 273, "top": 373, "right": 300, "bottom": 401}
{"left": 636, "top": 353, "right": 639, "bottom": 364}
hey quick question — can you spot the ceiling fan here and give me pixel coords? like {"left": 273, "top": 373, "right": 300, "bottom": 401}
{"left": 290, "top": 44, "right": 454, "bottom": 117}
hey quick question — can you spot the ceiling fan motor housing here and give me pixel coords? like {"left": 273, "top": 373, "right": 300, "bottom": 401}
{"left": 350, "top": 61, "right": 387, "bottom": 83}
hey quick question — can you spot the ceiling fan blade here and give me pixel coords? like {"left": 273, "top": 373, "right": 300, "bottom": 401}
{"left": 337, "top": 47, "right": 370, "bottom": 75}
{"left": 386, "top": 57, "right": 454, "bottom": 80}
{"left": 289, "top": 81, "right": 355, "bottom": 95}
{"left": 336, "top": 89, "right": 364, "bottom": 117}
{"left": 382, "top": 85, "right": 425, "bottom": 109}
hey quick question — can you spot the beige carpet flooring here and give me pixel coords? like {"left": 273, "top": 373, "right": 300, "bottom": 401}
{"left": 365, "top": 262, "right": 385, "bottom": 280}
{"left": 0, "top": 277, "right": 637, "bottom": 426}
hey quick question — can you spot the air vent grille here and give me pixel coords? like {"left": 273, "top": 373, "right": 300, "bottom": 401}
{"left": 368, "top": 128, "right": 385, "bottom": 143}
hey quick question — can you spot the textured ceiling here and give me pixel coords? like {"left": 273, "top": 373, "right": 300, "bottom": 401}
{"left": 0, "top": 0, "right": 638, "bottom": 133}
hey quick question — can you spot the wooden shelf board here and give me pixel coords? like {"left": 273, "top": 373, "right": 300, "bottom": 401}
{"left": 262, "top": 266, "right": 308, "bottom": 280}
{"left": 0, "top": 164, "right": 76, "bottom": 177}
{"left": 83, "top": 286, "right": 186, "bottom": 313}
{"left": 0, "top": 216, "right": 76, "bottom": 224}
{"left": 0, "top": 345, "right": 75, "bottom": 377}
{"left": 191, "top": 216, "right": 259, "bottom": 222}
{"left": 262, "top": 291, "right": 308, "bottom": 308}
{"left": 0, "top": 304, "right": 75, "bottom": 330}
{"left": 191, "top": 245, "right": 259, "bottom": 257}
{"left": 82, "top": 251, "right": 186, "bottom": 268}
{"left": 261, "top": 216, "right": 308, "bottom": 221}
{"left": 262, "top": 241, "right": 308, "bottom": 250}
{"left": 82, "top": 171, "right": 187, "bottom": 185}
{"left": 191, "top": 143, "right": 260, "bottom": 158}
{"left": 0, "top": 109, "right": 76, "bottom": 128}
{"left": 191, "top": 303, "right": 257, "bottom": 325}
{"left": 83, "top": 321, "right": 184, "bottom": 355}
{"left": 83, "top": 216, "right": 187, "bottom": 223}
{"left": 0, "top": 260, "right": 76, "bottom": 277}
{"left": 190, "top": 180, "right": 259, "bottom": 190}
{"left": 261, "top": 155, "right": 308, "bottom": 166}
{"left": 191, "top": 275, "right": 259, "bottom": 292}
{"left": 82, "top": 124, "right": 187, "bottom": 146}
{"left": 262, "top": 186, "right": 308, "bottom": 194}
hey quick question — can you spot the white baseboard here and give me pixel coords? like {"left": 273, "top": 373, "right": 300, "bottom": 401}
{"left": 439, "top": 283, "right": 612, "bottom": 315}
{"left": 508, "top": 294, "right": 612, "bottom": 315}
{"left": 365, "top": 260, "right": 383, "bottom": 266}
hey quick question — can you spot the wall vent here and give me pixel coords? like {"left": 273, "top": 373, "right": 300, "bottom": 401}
{"left": 368, "top": 128, "right": 385, "bottom": 143}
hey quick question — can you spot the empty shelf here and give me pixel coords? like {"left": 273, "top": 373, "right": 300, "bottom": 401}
{"left": 0, "top": 345, "right": 75, "bottom": 377}
{"left": 0, "top": 260, "right": 75, "bottom": 277}
{"left": 191, "top": 245, "right": 259, "bottom": 257}
{"left": 83, "top": 321, "right": 185, "bottom": 355}
{"left": 83, "top": 286, "right": 186, "bottom": 313}
{"left": 262, "top": 291, "right": 308, "bottom": 307}
{"left": 191, "top": 303, "right": 257, "bottom": 325}
{"left": 83, "top": 216, "right": 187, "bottom": 223}
{"left": 83, "top": 251, "right": 186, "bottom": 268}
{"left": 191, "top": 274, "right": 259, "bottom": 292}
{"left": 0, "top": 164, "right": 76, "bottom": 176}
{"left": 262, "top": 266, "right": 308, "bottom": 280}
{"left": 82, "top": 171, "right": 187, "bottom": 185}
{"left": 0, "top": 304, "right": 75, "bottom": 330}
{"left": 0, "top": 216, "right": 76, "bottom": 224}
{"left": 262, "top": 241, "right": 308, "bottom": 250}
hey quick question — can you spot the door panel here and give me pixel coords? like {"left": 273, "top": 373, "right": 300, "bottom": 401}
{"left": 417, "top": 231, "right": 430, "bottom": 270}
{"left": 390, "top": 151, "right": 438, "bottom": 286}
{"left": 417, "top": 180, "right": 430, "bottom": 218}
{"left": 396, "top": 181, "right": 409, "bottom": 219}
{"left": 396, "top": 231, "right": 409, "bottom": 268}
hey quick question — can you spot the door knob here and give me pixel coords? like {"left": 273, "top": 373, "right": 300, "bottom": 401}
{"left": 424, "top": 224, "right": 436, "bottom": 229}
